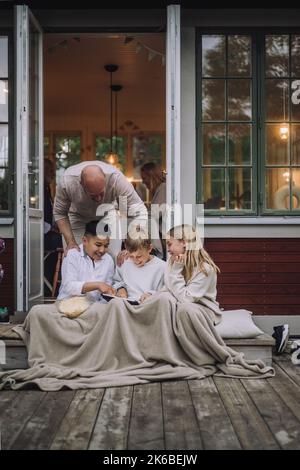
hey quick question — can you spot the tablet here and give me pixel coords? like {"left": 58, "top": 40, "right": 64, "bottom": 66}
{"left": 102, "top": 294, "right": 140, "bottom": 306}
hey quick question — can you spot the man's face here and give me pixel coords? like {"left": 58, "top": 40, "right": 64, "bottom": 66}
{"left": 83, "top": 235, "right": 110, "bottom": 260}
{"left": 128, "top": 247, "right": 152, "bottom": 267}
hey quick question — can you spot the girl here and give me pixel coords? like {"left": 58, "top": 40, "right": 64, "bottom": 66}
{"left": 164, "top": 224, "right": 222, "bottom": 320}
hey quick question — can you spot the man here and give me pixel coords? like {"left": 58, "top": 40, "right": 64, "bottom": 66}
{"left": 53, "top": 160, "right": 148, "bottom": 261}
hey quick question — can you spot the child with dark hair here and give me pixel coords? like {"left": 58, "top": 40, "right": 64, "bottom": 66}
{"left": 57, "top": 220, "right": 115, "bottom": 301}
{"left": 113, "top": 230, "right": 166, "bottom": 303}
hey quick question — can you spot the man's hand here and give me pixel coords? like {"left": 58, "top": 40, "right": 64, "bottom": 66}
{"left": 116, "top": 250, "right": 129, "bottom": 267}
{"left": 98, "top": 283, "right": 116, "bottom": 295}
{"left": 64, "top": 240, "right": 80, "bottom": 257}
{"left": 140, "top": 292, "right": 152, "bottom": 303}
{"left": 116, "top": 288, "right": 128, "bottom": 298}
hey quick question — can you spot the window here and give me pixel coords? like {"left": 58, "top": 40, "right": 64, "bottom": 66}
{"left": 44, "top": 133, "right": 81, "bottom": 185}
{"left": 264, "top": 35, "right": 300, "bottom": 212}
{"left": 197, "top": 32, "right": 300, "bottom": 215}
{"left": 0, "top": 36, "right": 12, "bottom": 215}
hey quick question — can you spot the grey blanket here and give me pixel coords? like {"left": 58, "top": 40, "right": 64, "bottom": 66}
{"left": 0, "top": 293, "right": 274, "bottom": 390}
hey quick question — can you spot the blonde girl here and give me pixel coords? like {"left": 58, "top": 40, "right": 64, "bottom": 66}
{"left": 164, "top": 224, "right": 222, "bottom": 317}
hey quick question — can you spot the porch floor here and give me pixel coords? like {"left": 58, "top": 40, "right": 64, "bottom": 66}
{"left": 0, "top": 323, "right": 299, "bottom": 449}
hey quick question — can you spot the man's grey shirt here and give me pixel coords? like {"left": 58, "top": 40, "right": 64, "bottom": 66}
{"left": 53, "top": 160, "right": 148, "bottom": 229}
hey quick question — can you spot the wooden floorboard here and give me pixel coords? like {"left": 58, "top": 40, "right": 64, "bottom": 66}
{"left": 9, "top": 391, "right": 75, "bottom": 450}
{"left": 162, "top": 380, "right": 203, "bottom": 450}
{"left": 189, "top": 377, "right": 241, "bottom": 450}
{"left": 214, "top": 377, "right": 279, "bottom": 449}
{"left": 1, "top": 356, "right": 300, "bottom": 450}
{"left": 127, "top": 382, "right": 164, "bottom": 450}
{"left": 241, "top": 378, "right": 300, "bottom": 449}
{"left": 51, "top": 389, "right": 105, "bottom": 450}
{"left": 88, "top": 386, "right": 133, "bottom": 450}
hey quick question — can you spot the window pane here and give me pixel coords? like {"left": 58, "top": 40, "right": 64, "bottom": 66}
{"left": 0, "top": 37, "right": 8, "bottom": 77}
{"left": 228, "top": 35, "right": 251, "bottom": 77}
{"left": 266, "top": 167, "right": 291, "bottom": 210}
{"left": 228, "top": 124, "right": 251, "bottom": 165}
{"left": 265, "top": 79, "right": 289, "bottom": 121}
{"left": 132, "top": 134, "right": 163, "bottom": 179}
{"left": 291, "top": 84, "right": 300, "bottom": 120}
{"left": 203, "top": 124, "right": 225, "bottom": 165}
{"left": 229, "top": 167, "right": 252, "bottom": 210}
{"left": 291, "top": 36, "right": 300, "bottom": 77}
{"left": 0, "top": 80, "right": 8, "bottom": 121}
{"left": 291, "top": 124, "right": 300, "bottom": 165}
{"left": 0, "top": 168, "right": 9, "bottom": 211}
{"left": 202, "top": 35, "right": 225, "bottom": 77}
{"left": 291, "top": 169, "right": 300, "bottom": 210}
{"left": 203, "top": 168, "right": 225, "bottom": 210}
{"left": 29, "top": 25, "right": 40, "bottom": 209}
{"left": 55, "top": 136, "right": 81, "bottom": 183}
{"left": 202, "top": 79, "right": 225, "bottom": 120}
{"left": 227, "top": 79, "right": 251, "bottom": 120}
{"left": 265, "top": 35, "right": 289, "bottom": 77}
{"left": 95, "top": 135, "right": 126, "bottom": 172}
{"left": 0, "top": 125, "right": 8, "bottom": 166}
{"left": 266, "top": 124, "right": 289, "bottom": 165}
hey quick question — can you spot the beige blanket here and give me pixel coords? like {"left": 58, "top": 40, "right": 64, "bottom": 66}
{"left": 0, "top": 293, "right": 274, "bottom": 390}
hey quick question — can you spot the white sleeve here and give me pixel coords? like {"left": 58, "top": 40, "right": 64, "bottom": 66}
{"left": 60, "top": 252, "right": 85, "bottom": 297}
{"left": 167, "top": 261, "right": 214, "bottom": 303}
{"left": 105, "top": 257, "right": 115, "bottom": 286}
{"left": 112, "top": 265, "right": 126, "bottom": 291}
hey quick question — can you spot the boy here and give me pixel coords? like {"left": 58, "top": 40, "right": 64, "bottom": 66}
{"left": 57, "top": 220, "right": 116, "bottom": 301}
{"left": 113, "top": 232, "right": 166, "bottom": 303}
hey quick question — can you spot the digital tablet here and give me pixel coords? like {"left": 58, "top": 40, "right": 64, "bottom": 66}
{"left": 102, "top": 294, "right": 140, "bottom": 306}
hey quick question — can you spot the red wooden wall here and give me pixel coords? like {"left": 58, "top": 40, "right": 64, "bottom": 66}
{"left": 0, "top": 238, "right": 14, "bottom": 315}
{"left": 205, "top": 238, "right": 300, "bottom": 316}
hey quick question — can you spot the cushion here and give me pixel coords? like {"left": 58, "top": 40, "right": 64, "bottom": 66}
{"left": 215, "top": 309, "right": 264, "bottom": 339}
{"left": 58, "top": 296, "right": 92, "bottom": 318}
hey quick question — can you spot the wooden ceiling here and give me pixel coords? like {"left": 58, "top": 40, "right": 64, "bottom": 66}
{"left": 43, "top": 33, "right": 166, "bottom": 132}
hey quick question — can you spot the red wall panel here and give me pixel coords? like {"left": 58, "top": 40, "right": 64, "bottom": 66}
{"left": 205, "top": 238, "right": 300, "bottom": 316}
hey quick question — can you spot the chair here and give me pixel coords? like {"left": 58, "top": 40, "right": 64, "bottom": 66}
{"left": 44, "top": 247, "right": 64, "bottom": 298}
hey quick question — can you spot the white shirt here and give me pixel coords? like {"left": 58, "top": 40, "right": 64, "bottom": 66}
{"left": 57, "top": 244, "right": 114, "bottom": 301}
{"left": 113, "top": 256, "right": 166, "bottom": 300}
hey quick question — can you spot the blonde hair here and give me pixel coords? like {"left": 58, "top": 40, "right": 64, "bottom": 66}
{"left": 167, "top": 224, "right": 220, "bottom": 282}
{"left": 125, "top": 229, "right": 151, "bottom": 253}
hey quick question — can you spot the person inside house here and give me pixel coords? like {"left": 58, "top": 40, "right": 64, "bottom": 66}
{"left": 57, "top": 220, "right": 116, "bottom": 302}
{"left": 44, "top": 158, "right": 63, "bottom": 296}
{"left": 113, "top": 229, "right": 166, "bottom": 303}
{"left": 53, "top": 160, "right": 148, "bottom": 263}
{"left": 140, "top": 162, "right": 166, "bottom": 259}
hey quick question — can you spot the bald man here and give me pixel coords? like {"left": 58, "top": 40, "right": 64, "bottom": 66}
{"left": 53, "top": 161, "right": 148, "bottom": 260}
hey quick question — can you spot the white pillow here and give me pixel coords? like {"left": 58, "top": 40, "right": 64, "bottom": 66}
{"left": 215, "top": 309, "right": 264, "bottom": 339}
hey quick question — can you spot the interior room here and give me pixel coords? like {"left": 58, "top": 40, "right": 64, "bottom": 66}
{"left": 43, "top": 32, "right": 166, "bottom": 202}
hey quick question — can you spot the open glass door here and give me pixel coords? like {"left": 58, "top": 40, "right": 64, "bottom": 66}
{"left": 15, "top": 5, "right": 43, "bottom": 313}
{"left": 166, "top": 4, "right": 181, "bottom": 228}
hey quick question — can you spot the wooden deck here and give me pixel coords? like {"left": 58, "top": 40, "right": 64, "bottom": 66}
{"left": 0, "top": 323, "right": 299, "bottom": 450}
{"left": 0, "top": 355, "right": 299, "bottom": 450}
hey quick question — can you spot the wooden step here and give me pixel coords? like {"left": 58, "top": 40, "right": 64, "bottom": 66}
{"left": 0, "top": 325, "right": 275, "bottom": 371}
{"left": 225, "top": 334, "right": 275, "bottom": 367}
